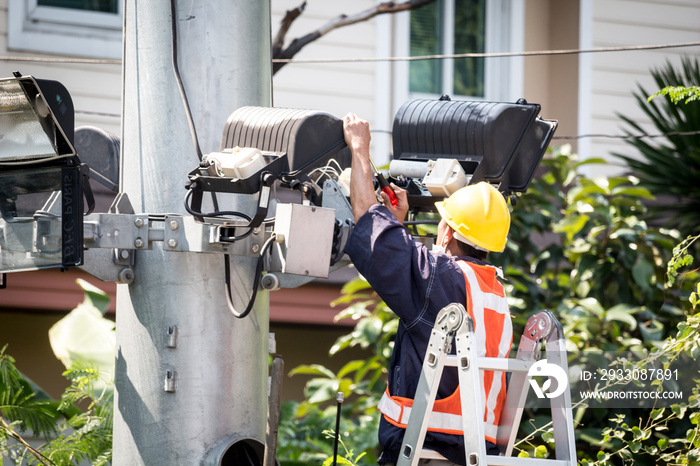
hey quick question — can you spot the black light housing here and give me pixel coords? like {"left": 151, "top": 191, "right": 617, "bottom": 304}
{"left": 391, "top": 97, "right": 557, "bottom": 208}
{"left": 219, "top": 106, "right": 350, "bottom": 179}
{"left": 186, "top": 106, "right": 351, "bottom": 225}
{"left": 0, "top": 73, "right": 90, "bottom": 273}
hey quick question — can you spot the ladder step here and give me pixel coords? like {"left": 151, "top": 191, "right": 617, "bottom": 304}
{"left": 485, "top": 456, "right": 571, "bottom": 466}
{"left": 444, "top": 356, "right": 533, "bottom": 373}
{"left": 419, "top": 449, "right": 447, "bottom": 460}
{"left": 420, "top": 451, "right": 571, "bottom": 466}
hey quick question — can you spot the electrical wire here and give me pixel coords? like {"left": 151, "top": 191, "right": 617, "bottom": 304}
{"left": 271, "top": 41, "right": 700, "bottom": 65}
{"left": 0, "top": 56, "right": 121, "bottom": 64}
{"left": 183, "top": 189, "right": 237, "bottom": 217}
{"left": 168, "top": 2, "right": 222, "bottom": 213}
{"left": 3, "top": 40, "right": 700, "bottom": 66}
{"left": 553, "top": 130, "right": 700, "bottom": 141}
{"left": 169, "top": 0, "right": 203, "bottom": 162}
{"left": 372, "top": 128, "right": 700, "bottom": 142}
{"left": 76, "top": 110, "right": 120, "bottom": 118}
{"left": 225, "top": 233, "right": 277, "bottom": 319}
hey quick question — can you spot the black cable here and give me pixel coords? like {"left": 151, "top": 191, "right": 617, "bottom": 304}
{"left": 225, "top": 234, "right": 277, "bottom": 319}
{"left": 183, "top": 189, "right": 254, "bottom": 240}
{"left": 169, "top": 0, "right": 203, "bottom": 161}
{"left": 219, "top": 226, "right": 255, "bottom": 242}
{"left": 184, "top": 188, "right": 252, "bottom": 219}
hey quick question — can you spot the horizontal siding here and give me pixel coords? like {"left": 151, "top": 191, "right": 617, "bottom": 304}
{"left": 586, "top": 0, "right": 700, "bottom": 172}
{"left": 0, "top": 0, "right": 121, "bottom": 134}
{"left": 0, "top": 61, "right": 122, "bottom": 134}
{"left": 593, "top": 0, "right": 700, "bottom": 31}
{"left": 272, "top": 0, "right": 377, "bottom": 131}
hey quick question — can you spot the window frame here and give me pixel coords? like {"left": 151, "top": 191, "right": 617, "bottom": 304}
{"left": 392, "top": 0, "right": 523, "bottom": 111}
{"left": 8, "top": 0, "right": 123, "bottom": 59}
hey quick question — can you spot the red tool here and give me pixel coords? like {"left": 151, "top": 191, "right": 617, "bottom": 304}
{"left": 369, "top": 157, "right": 398, "bottom": 208}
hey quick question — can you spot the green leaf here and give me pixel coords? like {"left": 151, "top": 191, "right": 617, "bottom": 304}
{"left": 553, "top": 214, "right": 589, "bottom": 241}
{"left": 605, "top": 305, "right": 638, "bottom": 330}
{"left": 305, "top": 378, "right": 338, "bottom": 404}
{"left": 76, "top": 279, "right": 111, "bottom": 315}
{"left": 632, "top": 257, "right": 655, "bottom": 289}
{"left": 336, "top": 360, "right": 366, "bottom": 379}
{"left": 354, "top": 317, "right": 383, "bottom": 348}
{"left": 673, "top": 404, "right": 688, "bottom": 419}
{"left": 289, "top": 364, "right": 336, "bottom": 379}
{"left": 610, "top": 186, "right": 655, "bottom": 200}
{"left": 575, "top": 157, "right": 608, "bottom": 167}
{"left": 576, "top": 297, "right": 605, "bottom": 317}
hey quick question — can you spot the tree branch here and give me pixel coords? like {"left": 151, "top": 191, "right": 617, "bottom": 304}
{"left": 0, "top": 417, "right": 56, "bottom": 466}
{"left": 272, "top": 0, "right": 436, "bottom": 74}
{"left": 272, "top": 2, "right": 306, "bottom": 58}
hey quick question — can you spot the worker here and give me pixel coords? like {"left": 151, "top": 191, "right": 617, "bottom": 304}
{"left": 342, "top": 113, "right": 513, "bottom": 466}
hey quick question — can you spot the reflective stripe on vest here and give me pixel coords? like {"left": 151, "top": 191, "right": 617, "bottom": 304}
{"left": 378, "top": 389, "right": 499, "bottom": 440}
{"left": 456, "top": 261, "right": 512, "bottom": 437}
{"left": 377, "top": 260, "right": 512, "bottom": 444}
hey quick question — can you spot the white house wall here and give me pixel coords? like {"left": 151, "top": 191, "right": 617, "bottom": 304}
{"left": 271, "top": 1, "right": 377, "bottom": 125}
{"left": 583, "top": 0, "right": 700, "bottom": 175}
{"left": 0, "top": 0, "right": 380, "bottom": 147}
{"left": 0, "top": 2, "right": 122, "bottom": 135}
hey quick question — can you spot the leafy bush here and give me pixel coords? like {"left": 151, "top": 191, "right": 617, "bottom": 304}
{"left": 494, "top": 145, "right": 683, "bottom": 351}
{"left": 614, "top": 56, "right": 700, "bottom": 236}
{"left": 278, "top": 279, "right": 395, "bottom": 465}
{"left": 579, "top": 234, "right": 700, "bottom": 465}
{"left": 1, "top": 280, "right": 114, "bottom": 465}
{"left": 0, "top": 351, "right": 112, "bottom": 465}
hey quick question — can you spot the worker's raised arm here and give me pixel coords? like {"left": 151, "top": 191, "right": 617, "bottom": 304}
{"left": 343, "top": 113, "right": 410, "bottom": 223}
{"left": 343, "top": 113, "right": 377, "bottom": 222}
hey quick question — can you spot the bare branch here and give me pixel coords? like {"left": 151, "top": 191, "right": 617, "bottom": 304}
{"left": 272, "top": 0, "right": 435, "bottom": 74}
{"left": 272, "top": 2, "right": 306, "bottom": 58}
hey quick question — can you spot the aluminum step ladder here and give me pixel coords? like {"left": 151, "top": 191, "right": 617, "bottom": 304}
{"left": 396, "top": 303, "right": 576, "bottom": 466}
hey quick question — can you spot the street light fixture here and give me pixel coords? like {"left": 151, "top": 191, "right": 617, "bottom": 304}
{"left": 0, "top": 72, "right": 91, "bottom": 274}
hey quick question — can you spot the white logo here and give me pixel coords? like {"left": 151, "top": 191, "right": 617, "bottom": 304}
{"left": 528, "top": 359, "right": 568, "bottom": 399}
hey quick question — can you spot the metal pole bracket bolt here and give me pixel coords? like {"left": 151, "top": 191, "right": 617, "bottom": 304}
{"left": 164, "top": 369, "right": 178, "bottom": 393}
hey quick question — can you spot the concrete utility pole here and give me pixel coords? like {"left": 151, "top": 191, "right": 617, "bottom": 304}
{"left": 114, "top": 1, "right": 272, "bottom": 464}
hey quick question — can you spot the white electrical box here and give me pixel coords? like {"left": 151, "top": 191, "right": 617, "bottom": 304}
{"left": 204, "top": 147, "right": 267, "bottom": 179}
{"left": 274, "top": 203, "right": 336, "bottom": 278}
{"left": 423, "top": 159, "right": 468, "bottom": 196}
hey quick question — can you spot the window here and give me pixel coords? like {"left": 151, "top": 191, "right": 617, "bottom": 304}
{"left": 410, "top": 0, "right": 486, "bottom": 97}
{"left": 38, "top": 0, "right": 118, "bottom": 14}
{"left": 8, "top": 0, "right": 123, "bottom": 59}
{"left": 393, "top": 0, "right": 522, "bottom": 104}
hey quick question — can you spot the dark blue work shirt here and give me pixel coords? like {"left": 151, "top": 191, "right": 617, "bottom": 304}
{"left": 345, "top": 204, "right": 498, "bottom": 465}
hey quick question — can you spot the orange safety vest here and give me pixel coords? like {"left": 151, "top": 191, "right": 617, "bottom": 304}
{"left": 377, "top": 260, "right": 513, "bottom": 444}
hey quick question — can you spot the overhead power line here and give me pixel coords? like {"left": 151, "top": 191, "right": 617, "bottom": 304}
{"left": 271, "top": 41, "right": 700, "bottom": 65}
{"left": 0, "top": 56, "right": 120, "bottom": 64}
{"left": 2, "top": 40, "right": 700, "bottom": 65}
{"left": 76, "top": 110, "right": 120, "bottom": 118}
{"left": 553, "top": 130, "right": 700, "bottom": 141}
{"left": 371, "top": 128, "right": 700, "bottom": 141}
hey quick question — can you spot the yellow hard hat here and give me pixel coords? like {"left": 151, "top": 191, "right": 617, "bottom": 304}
{"left": 434, "top": 182, "right": 510, "bottom": 252}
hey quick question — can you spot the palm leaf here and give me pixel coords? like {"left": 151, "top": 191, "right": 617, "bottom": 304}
{"left": 613, "top": 56, "right": 700, "bottom": 235}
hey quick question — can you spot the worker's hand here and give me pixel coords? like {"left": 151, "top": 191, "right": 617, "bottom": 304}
{"left": 381, "top": 182, "right": 409, "bottom": 223}
{"left": 342, "top": 113, "right": 371, "bottom": 156}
